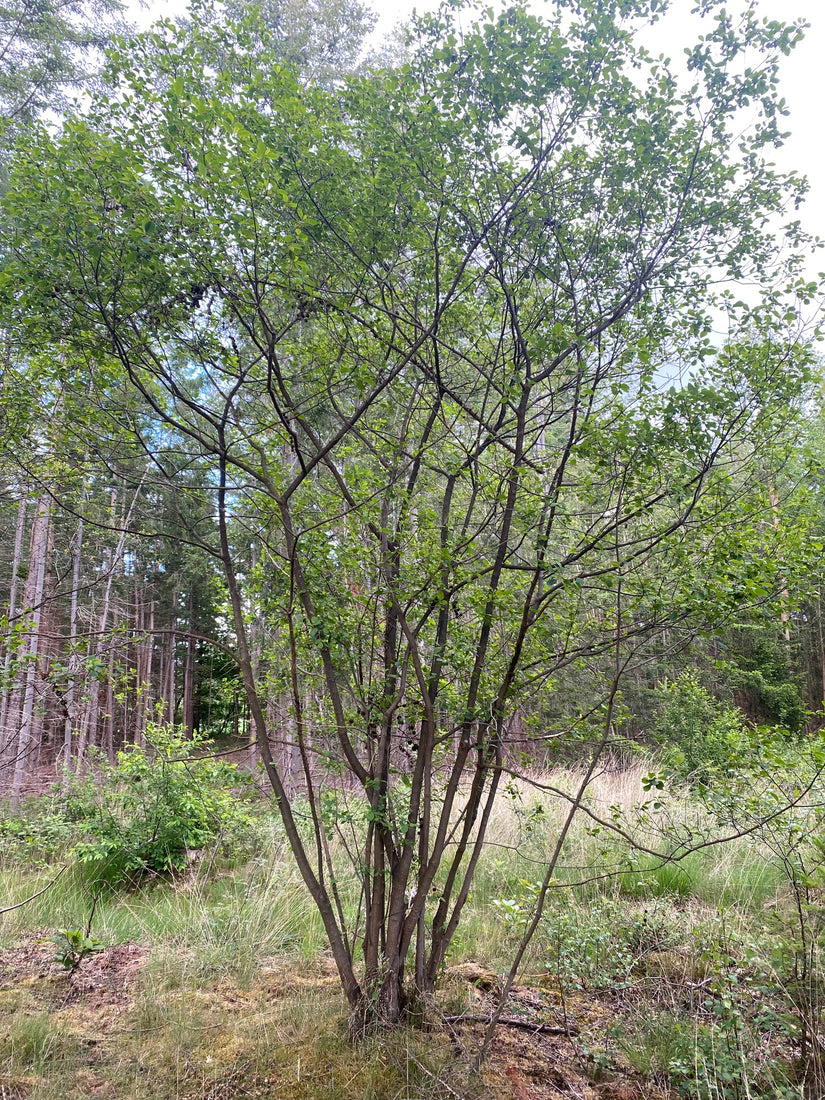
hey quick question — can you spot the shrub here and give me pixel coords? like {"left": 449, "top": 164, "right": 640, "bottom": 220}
{"left": 49, "top": 928, "right": 104, "bottom": 973}
{"left": 0, "top": 800, "right": 76, "bottom": 863}
{"left": 493, "top": 890, "right": 678, "bottom": 992}
{"left": 69, "top": 724, "right": 254, "bottom": 882}
{"left": 651, "top": 673, "right": 751, "bottom": 785}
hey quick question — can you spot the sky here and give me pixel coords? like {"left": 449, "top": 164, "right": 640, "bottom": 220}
{"left": 652, "top": 0, "right": 825, "bottom": 254}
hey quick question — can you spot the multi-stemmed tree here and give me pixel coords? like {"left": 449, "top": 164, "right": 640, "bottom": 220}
{"left": 1, "top": 0, "right": 817, "bottom": 1028}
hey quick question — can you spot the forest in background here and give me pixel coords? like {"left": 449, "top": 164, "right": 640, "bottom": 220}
{"left": 0, "top": 0, "right": 822, "bottom": 800}
{"left": 5, "top": 0, "right": 825, "bottom": 1086}
{"left": 2, "top": 383, "right": 825, "bottom": 798}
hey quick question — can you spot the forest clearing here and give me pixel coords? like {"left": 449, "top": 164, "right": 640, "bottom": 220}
{"left": 2, "top": 0, "right": 825, "bottom": 1093}
{"left": 3, "top": 759, "right": 825, "bottom": 1100}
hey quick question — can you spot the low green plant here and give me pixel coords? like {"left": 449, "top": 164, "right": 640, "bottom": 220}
{"left": 68, "top": 724, "right": 254, "bottom": 883}
{"left": 0, "top": 799, "right": 76, "bottom": 864}
{"left": 668, "top": 919, "right": 802, "bottom": 1100}
{"left": 613, "top": 1010, "right": 696, "bottom": 1082}
{"left": 651, "top": 672, "right": 751, "bottom": 785}
{"left": 669, "top": 1017, "right": 800, "bottom": 1099}
{"left": 614, "top": 966, "right": 801, "bottom": 1099}
{"left": 693, "top": 735, "right": 825, "bottom": 1093}
{"left": 617, "top": 854, "right": 699, "bottom": 899}
{"left": 538, "top": 894, "right": 677, "bottom": 991}
{"left": 753, "top": 809, "right": 825, "bottom": 1096}
{"left": 48, "top": 927, "right": 104, "bottom": 972}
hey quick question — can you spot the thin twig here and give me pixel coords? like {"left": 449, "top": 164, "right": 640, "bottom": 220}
{"left": 443, "top": 1013, "right": 579, "bottom": 1037}
{"left": 0, "top": 865, "right": 66, "bottom": 915}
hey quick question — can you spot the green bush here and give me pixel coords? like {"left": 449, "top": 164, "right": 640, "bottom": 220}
{"left": 651, "top": 672, "right": 751, "bottom": 785}
{"left": 69, "top": 725, "right": 254, "bottom": 882}
{"left": 0, "top": 800, "right": 76, "bottom": 863}
{"left": 49, "top": 928, "right": 105, "bottom": 972}
{"left": 536, "top": 895, "right": 676, "bottom": 991}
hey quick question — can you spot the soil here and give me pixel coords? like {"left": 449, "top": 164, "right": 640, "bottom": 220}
{"left": 443, "top": 971, "right": 676, "bottom": 1100}
{"left": 0, "top": 939, "right": 148, "bottom": 1007}
{"left": 0, "top": 939, "right": 677, "bottom": 1100}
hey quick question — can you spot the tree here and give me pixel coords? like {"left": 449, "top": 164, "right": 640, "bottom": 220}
{"left": 0, "top": 0, "right": 816, "bottom": 1030}
{"left": 0, "top": 0, "right": 130, "bottom": 789}
{"left": 211, "top": 0, "right": 377, "bottom": 87}
{"left": 0, "top": 0, "right": 124, "bottom": 145}
{"left": 0, "top": 346, "right": 240, "bottom": 790}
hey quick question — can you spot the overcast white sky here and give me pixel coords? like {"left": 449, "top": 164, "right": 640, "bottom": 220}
{"left": 651, "top": 0, "right": 825, "bottom": 252}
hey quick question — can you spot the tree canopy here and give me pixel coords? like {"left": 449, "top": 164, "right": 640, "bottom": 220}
{"left": 0, "top": 0, "right": 124, "bottom": 132}
{"left": 0, "top": 0, "right": 820, "bottom": 1029}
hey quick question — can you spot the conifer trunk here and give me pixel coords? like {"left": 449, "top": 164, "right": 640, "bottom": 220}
{"left": 10, "top": 496, "right": 50, "bottom": 807}
{"left": 0, "top": 496, "right": 27, "bottom": 772}
{"left": 61, "top": 514, "right": 84, "bottom": 772}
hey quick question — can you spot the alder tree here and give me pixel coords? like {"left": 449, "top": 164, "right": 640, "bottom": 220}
{"left": 1, "top": 0, "right": 817, "bottom": 1028}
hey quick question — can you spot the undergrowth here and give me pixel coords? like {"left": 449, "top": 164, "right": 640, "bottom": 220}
{"left": 1, "top": 760, "right": 823, "bottom": 1098}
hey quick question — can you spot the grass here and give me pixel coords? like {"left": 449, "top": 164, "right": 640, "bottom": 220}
{"left": 1, "top": 761, "right": 821, "bottom": 1099}
{"left": 0, "top": 954, "right": 479, "bottom": 1100}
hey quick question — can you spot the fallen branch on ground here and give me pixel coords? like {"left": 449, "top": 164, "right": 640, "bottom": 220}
{"left": 442, "top": 1014, "right": 579, "bottom": 1037}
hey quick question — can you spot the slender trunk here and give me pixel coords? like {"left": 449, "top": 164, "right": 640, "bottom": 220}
{"left": 0, "top": 496, "right": 27, "bottom": 771}
{"left": 131, "top": 581, "right": 143, "bottom": 746}
{"left": 137, "top": 594, "right": 156, "bottom": 748}
{"left": 11, "top": 496, "right": 51, "bottom": 808}
{"left": 103, "top": 603, "right": 118, "bottom": 761}
{"left": 247, "top": 549, "right": 263, "bottom": 762}
{"left": 181, "top": 589, "right": 195, "bottom": 737}
{"left": 32, "top": 516, "right": 55, "bottom": 773}
{"left": 162, "top": 585, "right": 178, "bottom": 726}
{"left": 414, "top": 732, "right": 431, "bottom": 992}
{"left": 215, "top": 444, "right": 364, "bottom": 1014}
{"left": 62, "top": 514, "right": 84, "bottom": 773}
{"left": 77, "top": 477, "right": 144, "bottom": 764}
{"left": 138, "top": 595, "right": 155, "bottom": 746}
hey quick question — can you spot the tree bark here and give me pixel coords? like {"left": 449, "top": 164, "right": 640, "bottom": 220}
{"left": 181, "top": 589, "right": 196, "bottom": 737}
{"left": 0, "top": 495, "right": 27, "bottom": 775}
{"left": 61, "top": 513, "right": 84, "bottom": 774}
{"left": 10, "top": 496, "right": 51, "bottom": 807}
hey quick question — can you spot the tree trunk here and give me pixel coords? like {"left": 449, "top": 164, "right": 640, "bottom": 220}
{"left": 181, "top": 589, "right": 195, "bottom": 737}
{"left": 134, "top": 591, "right": 154, "bottom": 747}
{"left": 161, "top": 585, "right": 178, "bottom": 726}
{"left": 77, "top": 476, "right": 145, "bottom": 765}
{"left": 31, "top": 515, "right": 55, "bottom": 774}
{"left": 102, "top": 602, "right": 118, "bottom": 761}
{"left": 10, "top": 496, "right": 51, "bottom": 807}
{"left": 61, "top": 514, "right": 84, "bottom": 775}
{"left": 0, "top": 495, "right": 27, "bottom": 775}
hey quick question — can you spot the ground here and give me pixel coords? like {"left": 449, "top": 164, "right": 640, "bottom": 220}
{"left": 0, "top": 937, "right": 680, "bottom": 1100}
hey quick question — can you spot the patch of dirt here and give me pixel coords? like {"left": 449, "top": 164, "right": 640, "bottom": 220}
{"left": 66, "top": 942, "right": 149, "bottom": 1005}
{"left": 0, "top": 941, "right": 679, "bottom": 1100}
{"left": 0, "top": 939, "right": 60, "bottom": 988}
{"left": 257, "top": 954, "right": 341, "bottom": 997}
{"left": 0, "top": 937, "right": 148, "bottom": 1009}
{"left": 445, "top": 975, "right": 677, "bottom": 1100}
